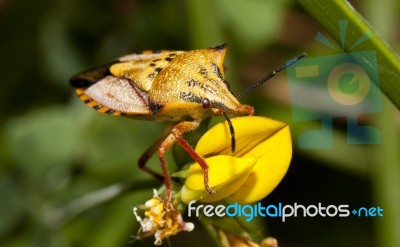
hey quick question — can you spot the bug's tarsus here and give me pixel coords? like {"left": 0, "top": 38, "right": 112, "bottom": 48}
{"left": 158, "top": 146, "right": 173, "bottom": 206}
{"left": 223, "top": 112, "right": 236, "bottom": 153}
{"left": 237, "top": 52, "right": 307, "bottom": 98}
{"left": 170, "top": 122, "right": 216, "bottom": 196}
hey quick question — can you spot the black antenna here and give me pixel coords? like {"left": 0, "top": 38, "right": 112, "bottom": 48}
{"left": 224, "top": 52, "right": 306, "bottom": 154}
{"left": 237, "top": 52, "right": 307, "bottom": 98}
{"left": 223, "top": 112, "right": 235, "bottom": 153}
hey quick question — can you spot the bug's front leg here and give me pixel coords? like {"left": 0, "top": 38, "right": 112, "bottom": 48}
{"left": 158, "top": 120, "right": 216, "bottom": 205}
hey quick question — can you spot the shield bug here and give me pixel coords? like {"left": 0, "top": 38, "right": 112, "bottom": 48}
{"left": 70, "top": 44, "right": 305, "bottom": 204}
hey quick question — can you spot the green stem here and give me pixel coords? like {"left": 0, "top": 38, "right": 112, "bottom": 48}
{"left": 372, "top": 97, "right": 400, "bottom": 247}
{"left": 298, "top": 0, "right": 400, "bottom": 109}
{"left": 44, "top": 180, "right": 155, "bottom": 230}
{"left": 364, "top": 0, "right": 400, "bottom": 246}
{"left": 297, "top": 1, "right": 400, "bottom": 246}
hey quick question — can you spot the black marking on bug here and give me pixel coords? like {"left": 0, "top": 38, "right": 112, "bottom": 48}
{"left": 155, "top": 67, "right": 163, "bottom": 73}
{"left": 180, "top": 92, "right": 201, "bottom": 103}
{"left": 148, "top": 73, "right": 155, "bottom": 79}
{"left": 93, "top": 104, "right": 102, "bottom": 110}
{"left": 169, "top": 53, "right": 177, "bottom": 57}
{"left": 223, "top": 80, "right": 231, "bottom": 90}
{"left": 152, "top": 59, "right": 161, "bottom": 62}
{"left": 70, "top": 61, "right": 116, "bottom": 88}
{"left": 83, "top": 99, "right": 92, "bottom": 104}
{"left": 199, "top": 67, "right": 208, "bottom": 78}
{"left": 201, "top": 83, "right": 215, "bottom": 94}
{"left": 186, "top": 79, "right": 201, "bottom": 88}
{"left": 211, "top": 101, "right": 230, "bottom": 111}
{"left": 213, "top": 43, "right": 227, "bottom": 51}
{"left": 149, "top": 63, "right": 156, "bottom": 67}
{"left": 212, "top": 63, "right": 223, "bottom": 80}
{"left": 149, "top": 102, "right": 164, "bottom": 114}
{"left": 221, "top": 79, "right": 236, "bottom": 96}
{"left": 105, "top": 109, "right": 114, "bottom": 115}
{"left": 165, "top": 57, "right": 173, "bottom": 62}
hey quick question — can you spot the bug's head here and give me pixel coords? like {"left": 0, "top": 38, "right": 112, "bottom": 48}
{"left": 202, "top": 47, "right": 307, "bottom": 115}
{"left": 202, "top": 46, "right": 306, "bottom": 153}
{"left": 198, "top": 44, "right": 244, "bottom": 115}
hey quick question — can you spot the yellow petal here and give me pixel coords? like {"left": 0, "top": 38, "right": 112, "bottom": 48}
{"left": 182, "top": 116, "right": 292, "bottom": 204}
{"left": 181, "top": 155, "right": 256, "bottom": 204}
{"left": 230, "top": 124, "right": 292, "bottom": 203}
{"left": 195, "top": 116, "right": 292, "bottom": 203}
{"left": 196, "top": 116, "right": 289, "bottom": 158}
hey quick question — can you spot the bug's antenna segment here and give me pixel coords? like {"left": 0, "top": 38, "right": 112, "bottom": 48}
{"left": 237, "top": 52, "right": 307, "bottom": 98}
{"left": 223, "top": 112, "right": 236, "bottom": 153}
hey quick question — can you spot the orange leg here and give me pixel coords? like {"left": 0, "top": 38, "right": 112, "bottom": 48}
{"left": 158, "top": 120, "right": 216, "bottom": 205}
{"left": 138, "top": 125, "right": 172, "bottom": 181}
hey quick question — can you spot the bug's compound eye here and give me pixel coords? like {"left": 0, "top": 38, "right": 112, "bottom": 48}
{"left": 201, "top": 98, "right": 211, "bottom": 109}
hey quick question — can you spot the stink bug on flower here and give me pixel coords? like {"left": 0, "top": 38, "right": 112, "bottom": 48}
{"left": 70, "top": 43, "right": 305, "bottom": 205}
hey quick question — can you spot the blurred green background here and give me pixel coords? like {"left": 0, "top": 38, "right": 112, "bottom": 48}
{"left": 1, "top": 0, "right": 399, "bottom": 246}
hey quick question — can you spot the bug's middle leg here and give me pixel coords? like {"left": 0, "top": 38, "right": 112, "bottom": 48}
{"left": 138, "top": 125, "right": 172, "bottom": 181}
{"left": 158, "top": 120, "right": 216, "bottom": 204}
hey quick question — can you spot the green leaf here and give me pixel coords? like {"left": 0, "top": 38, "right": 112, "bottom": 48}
{"left": 0, "top": 175, "right": 26, "bottom": 239}
{"left": 185, "top": 0, "right": 287, "bottom": 51}
{"left": 215, "top": 0, "right": 286, "bottom": 47}
{"left": 298, "top": 0, "right": 400, "bottom": 109}
{"left": 4, "top": 106, "right": 81, "bottom": 184}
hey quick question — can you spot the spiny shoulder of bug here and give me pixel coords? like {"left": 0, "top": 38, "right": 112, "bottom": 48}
{"left": 70, "top": 43, "right": 251, "bottom": 119}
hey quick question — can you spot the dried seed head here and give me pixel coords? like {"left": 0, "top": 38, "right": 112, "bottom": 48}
{"left": 133, "top": 190, "right": 194, "bottom": 245}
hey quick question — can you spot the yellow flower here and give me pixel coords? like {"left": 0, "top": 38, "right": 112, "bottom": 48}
{"left": 134, "top": 190, "right": 194, "bottom": 245}
{"left": 181, "top": 116, "right": 292, "bottom": 204}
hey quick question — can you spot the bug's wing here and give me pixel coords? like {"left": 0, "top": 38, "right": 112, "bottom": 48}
{"left": 70, "top": 62, "right": 116, "bottom": 88}
{"left": 75, "top": 75, "right": 151, "bottom": 117}
{"left": 70, "top": 50, "right": 184, "bottom": 118}
{"left": 69, "top": 53, "right": 170, "bottom": 89}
